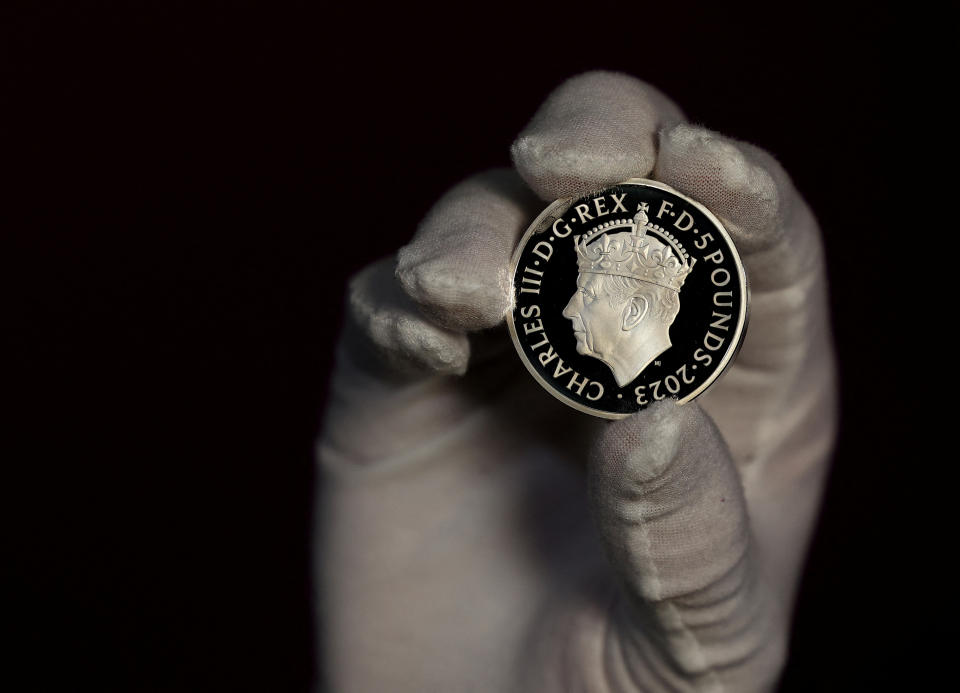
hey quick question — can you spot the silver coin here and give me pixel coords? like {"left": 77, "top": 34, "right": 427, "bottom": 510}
{"left": 507, "top": 178, "right": 749, "bottom": 419}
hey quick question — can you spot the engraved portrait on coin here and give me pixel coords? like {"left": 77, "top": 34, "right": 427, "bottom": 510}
{"left": 563, "top": 209, "right": 693, "bottom": 387}
{"left": 507, "top": 179, "right": 748, "bottom": 419}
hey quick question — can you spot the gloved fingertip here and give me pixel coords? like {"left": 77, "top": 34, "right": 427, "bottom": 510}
{"left": 591, "top": 399, "right": 692, "bottom": 486}
{"left": 395, "top": 253, "right": 511, "bottom": 331}
{"left": 347, "top": 257, "right": 470, "bottom": 377}
{"left": 655, "top": 124, "right": 793, "bottom": 254}
{"left": 512, "top": 71, "right": 685, "bottom": 201}
{"left": 395, "top": 169, "right": 539, "bottom": 331}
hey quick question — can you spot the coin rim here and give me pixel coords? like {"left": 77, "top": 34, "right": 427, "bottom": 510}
{"left": 506, "top": 178, "right": 750, "bottom": 420}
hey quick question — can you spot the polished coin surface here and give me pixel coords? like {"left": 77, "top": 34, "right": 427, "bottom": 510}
{"left": 507, "top": 179, "right": 748, "bottom": 419}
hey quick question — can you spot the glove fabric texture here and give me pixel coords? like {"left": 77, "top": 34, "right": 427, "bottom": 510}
{"left": 317, "top": 71, "right": 837, "bottom": 693}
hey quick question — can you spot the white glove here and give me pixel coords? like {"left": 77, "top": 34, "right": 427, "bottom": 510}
{"left": 316, "top": 71, "right": 836, "bottom": 692}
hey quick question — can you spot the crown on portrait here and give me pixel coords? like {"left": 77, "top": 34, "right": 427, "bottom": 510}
{"left": 573, "top": 208, "right": 695, "bottom": 292}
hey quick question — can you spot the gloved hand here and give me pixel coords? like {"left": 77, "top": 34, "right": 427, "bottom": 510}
{"left": 316, "top": 71, "right": 836, "bottom": 692}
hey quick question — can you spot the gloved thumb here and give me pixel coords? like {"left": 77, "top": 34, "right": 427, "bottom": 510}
{"left": 588, "top": 400, "right": 786, "bottom": 691}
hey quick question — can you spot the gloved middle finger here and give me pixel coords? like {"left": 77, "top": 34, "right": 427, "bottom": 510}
{"left": 510, "top": 71, "right": 685, "bottom": 201}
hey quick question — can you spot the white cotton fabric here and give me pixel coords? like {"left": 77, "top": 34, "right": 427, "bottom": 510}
{"left": 512, "top": 71, "right": 684, "bottom": 201}
{"left": 317, "top": 71, "right": 836, "bottom": 693}
{"left": 396, "top": 169, "right": 541, "bottom": 330}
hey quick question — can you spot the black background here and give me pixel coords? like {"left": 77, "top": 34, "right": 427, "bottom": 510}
{"left": 4, "top": 2, "right": 925, "bottom": 691}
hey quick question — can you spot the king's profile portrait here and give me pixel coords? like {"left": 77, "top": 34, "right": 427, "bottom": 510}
{"left": 562, "top": 208, "right": 695, "bottom": 387}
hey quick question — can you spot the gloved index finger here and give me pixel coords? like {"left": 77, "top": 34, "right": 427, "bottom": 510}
{"left": 396, "top": 168, "right": 542, "bottom": 332}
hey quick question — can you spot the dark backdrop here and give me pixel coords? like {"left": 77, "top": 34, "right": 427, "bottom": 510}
{"left": 5, "top": 2, "right": 916, "bottom": 690}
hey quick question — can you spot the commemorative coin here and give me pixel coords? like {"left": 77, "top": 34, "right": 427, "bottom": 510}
{"left": 507, "top": 179, "right": 748, "bottom": 419}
